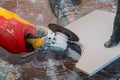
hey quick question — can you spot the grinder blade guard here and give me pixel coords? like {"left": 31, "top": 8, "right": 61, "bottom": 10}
{"left": 47, "top": 23, "right": 82, "bottom": 58}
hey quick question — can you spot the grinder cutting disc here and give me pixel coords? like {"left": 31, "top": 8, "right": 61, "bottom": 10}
{"left": 48, "top": 23, "right": 79, "bottom": 41}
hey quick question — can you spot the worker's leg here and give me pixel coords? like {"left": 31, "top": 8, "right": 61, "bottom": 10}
{"left": 104, "top": 0, "right": 120, "bottom": 48}
{"left": 50, "top": 0, "right": 81, "bottom": 26}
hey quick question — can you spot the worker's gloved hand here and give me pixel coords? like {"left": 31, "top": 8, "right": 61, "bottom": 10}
{"left": 36, "top": 25, "right": 48, "bottom": 37}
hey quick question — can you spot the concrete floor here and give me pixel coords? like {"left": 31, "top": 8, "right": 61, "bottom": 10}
{"left": 0, "top": 0, "right": 119, "bottom": 80}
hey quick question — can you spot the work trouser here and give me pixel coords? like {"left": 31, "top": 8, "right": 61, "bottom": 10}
{"left": 111, "top": 0, "right": 120, "bottom": 41}
{"left": 50, "top": 0, "right": 80, "bottom": 26}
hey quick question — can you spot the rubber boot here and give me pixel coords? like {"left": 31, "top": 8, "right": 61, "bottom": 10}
{"left": 104, "top": 31, "right": 120, "bottom": 48}
{"left": 104, "top": 0, "right": 120, "bottom": 48}
{"left": 104, "top": 38, "right": 119, "bottom": 48}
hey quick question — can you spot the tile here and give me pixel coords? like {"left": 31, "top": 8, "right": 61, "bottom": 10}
{"left": 66, "top": 10, "right": 120, "bottom": 76}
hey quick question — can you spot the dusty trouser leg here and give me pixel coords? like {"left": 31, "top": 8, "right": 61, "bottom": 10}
{"left": 104, "top": 0, "right": 120, "bottom": 48}
{"left": 50, "top": 0, "right": 81, "bottom": 26}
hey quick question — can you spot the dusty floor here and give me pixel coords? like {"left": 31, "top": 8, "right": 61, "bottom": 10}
{"left": 0, "top": 0, "right": 120, "bottom": 80}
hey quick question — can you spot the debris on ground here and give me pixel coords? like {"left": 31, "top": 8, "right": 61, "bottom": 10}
{"left": 0, "top": 0, "right": 119, "bottom": 80}
{"left": 0, "top": 59, "right": 20, "bottom": 80}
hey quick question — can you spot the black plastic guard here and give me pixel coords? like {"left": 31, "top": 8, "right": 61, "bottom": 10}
{"left": 48, "top": 23, "right": 79, "bottom": 41}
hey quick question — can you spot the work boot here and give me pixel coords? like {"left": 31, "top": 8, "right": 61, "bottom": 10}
{"left": 50, "top": 0, "right": 81, "bottom": 26}
{"left": 104, "top": 38, "right": 119, "bottom": 48}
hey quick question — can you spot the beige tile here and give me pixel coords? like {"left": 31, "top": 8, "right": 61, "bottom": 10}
{"left": 66, "top": 10, "right": 120, "bottom": 76}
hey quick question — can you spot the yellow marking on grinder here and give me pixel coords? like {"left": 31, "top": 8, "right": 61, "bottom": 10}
{"left": 27, "top": 37, "right": 45, "bottom": 49}
{"left": 0, "top": 7, "right": 33, "bottom": 26}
